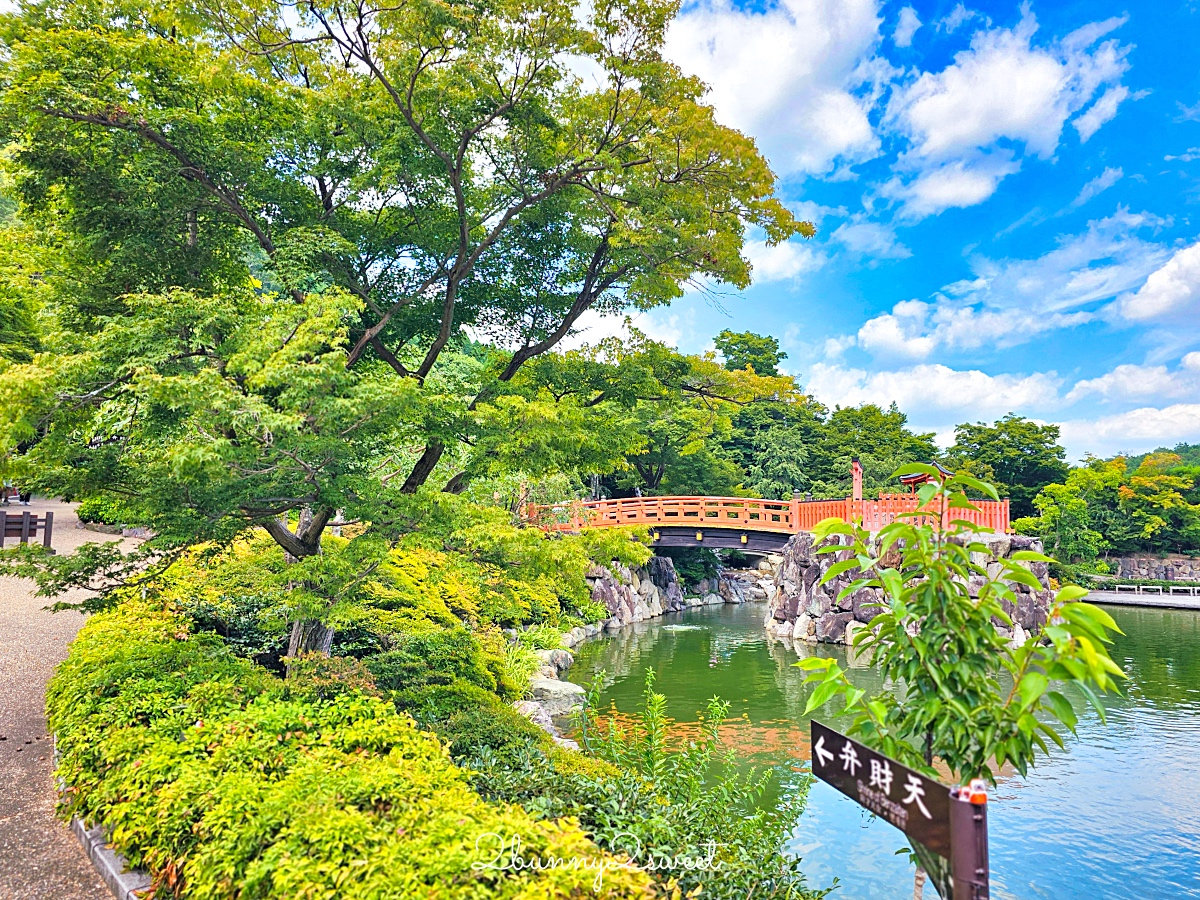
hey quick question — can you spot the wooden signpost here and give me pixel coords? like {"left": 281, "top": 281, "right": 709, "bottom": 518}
{"left": 810, "top": 720, "right": 989, "bottom": 899}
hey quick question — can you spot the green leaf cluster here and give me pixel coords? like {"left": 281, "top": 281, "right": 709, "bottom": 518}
{"left": 795, "top": 466, "right": 1125, "bottom": 784}
{"left": 1017, "top": 450, "right": 1200, "bottom": 565}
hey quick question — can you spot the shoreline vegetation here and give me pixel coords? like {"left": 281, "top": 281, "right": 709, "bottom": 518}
{"left": 46, "top": 530, "right": 831, "bottom": 899}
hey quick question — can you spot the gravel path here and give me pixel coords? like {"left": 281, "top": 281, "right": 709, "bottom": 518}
{"left": 0, "top": 498, "right": 120, "bottom": 900}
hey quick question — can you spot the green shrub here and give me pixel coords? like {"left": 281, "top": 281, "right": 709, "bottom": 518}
{"left": 75, "top": 495, "right": 134, "bottom": 526}
{"left": 516, "top": 623, "right": 565, "bottom": 650}
{"left": 184, "top": 593, "right": 290, "bottom": 671}
{"left": 465, "top": 670, "right": 831, "bottom": 900}
{"left": 499, "top": 642, "right": 542, "bottom": 695}
{"left": 48, "top": 603, "right": 653, "bottom": 899}
{"left": 658, "top": 547, "right": 721, "bottom": 588}
{"left": 366, "top": 628, "right": 497, "bottom": 693}
{"left": 393, "top": 681, "right": 548, "bottom": 761}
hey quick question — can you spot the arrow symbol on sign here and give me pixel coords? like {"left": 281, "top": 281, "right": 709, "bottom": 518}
{"left": 814, "top": 735, "right": 834, "bottom": 767}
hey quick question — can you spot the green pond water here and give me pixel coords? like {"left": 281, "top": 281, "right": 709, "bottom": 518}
{"left": 570, "top": 601, "right": 1200, "bottom": 899}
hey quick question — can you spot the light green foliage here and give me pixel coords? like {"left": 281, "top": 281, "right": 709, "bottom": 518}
{"left": 0, "top": 190, "right": 46, "bottom": 364}
{"left": 152, "top": 506, "right": 648, "bottom": 655}
{"left": 0, "top": 286, "right": 417, "bottom": 565}
{"left": 1027, "top": 482, "right": 1107, "bottom": 567}
{"left": 516, "top": 332, "right": 798, "bottom": 494}
{"left": 1018, "top": 453, "right": 1200, "bottom": 565}
{"left": 796, "top": 466, "right": 1124, "bottom": 785}
{"left": 555, "top": 669, "right": 829, "bottom": 900}
{"left": 48, "top": 603, "right": 655, "bottom": 899}
{"left": 517, "top": 624, "right": 568, "bottom": 651}
{"left": 0, "top": 0, "right": 805, "bottom": 503}
{"left": 947, "top": 414, "right": 1069, "bottom": 518}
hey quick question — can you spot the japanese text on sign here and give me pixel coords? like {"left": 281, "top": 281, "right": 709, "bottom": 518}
{"left": 809, "top": 720, "right": 953, "bottom": 859}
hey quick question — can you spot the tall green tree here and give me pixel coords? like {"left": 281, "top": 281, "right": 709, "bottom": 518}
{"left": 714, "top": 328, "right": 787, "bottom": 376}
{"left": 808, "top": 404, "right": 938, "bottom": 497}
{"left": 948, "top": 414, "right": 1068, "bottom": 518}
{"left": 509, "top": 333, "right": 794, "bottom": 494}
{"left": 0, "top": 0, "right": 806, "bottom": 643}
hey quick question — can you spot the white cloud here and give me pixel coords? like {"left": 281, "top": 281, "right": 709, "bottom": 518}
{"left": 666, "top": 0, "right": 884, "bottom": 176}
{"left": 805, "top": 361, "right": 1061, "bottom": 423}
{"left": 948, "top": 209, "right": 1171, "bottom": 314}
{"left": 890, "top": 12, "right": 1128, "bottom": 160}
{"left": 894, "top": 6, "right": 921, "bottom": 47}
{"left": 802, "top": 358, "right": 1200, "bottom": 460}
{"left": 788, "top": 200, "right": 848, "bottom": 225}
{"left": 1164, "top": 147, "right": 1200, "bottom": 163}
{"left": 1120, "top": 241, "right": 1200, "bottom": 322}
{"left": 1059, "top": 404, "right": 1200, "bottom": 459}
{"left": 851, "top": 299, "right": 1092, "bottom": 359}
{"left": 937, "top": 4, "right": 981, "bottom": 35}
{"left": 824, "top": 210, "right": 1175, "bottom": 360}
{"left": 1073, "top": 84, "right": 1130, "bottom": 142}
{"left": 830, "top": 220, "right": 912, "bottom": 259}
{"left": 744, "top": 237, "right": 825, "bottom": 282}
{"left": 1067, "top": 166, "right": 1122, "bottom": 209}
{"left": 882, "top": 9, "right": 1131, "bottom": 218}
{"left": 882, "top": 153, "right": 1020, "bottom": 219}
{"left": 1066, "top": 353, "right": 1200, "bottom": 404}
{"left": 854, "top": 300, "right": 939, "bottom": 358}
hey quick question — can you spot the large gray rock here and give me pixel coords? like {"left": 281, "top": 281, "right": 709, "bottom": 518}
{"left": 764, "top": 530, "right": 1053, "bottom": 647}
{"left": 528, "top": 678, "right": 586, "bottom": 717}
{"left": 535, "top": 648, "right": 574, "bottom": 673}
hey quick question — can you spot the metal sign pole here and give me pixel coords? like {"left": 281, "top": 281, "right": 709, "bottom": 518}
{"left": 949, "top": 785, "right": 989, "bottom": 899}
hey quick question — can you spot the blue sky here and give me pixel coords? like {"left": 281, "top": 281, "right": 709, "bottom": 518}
{"left": 576, "top": 0, "right": 1200, "bottom": 459}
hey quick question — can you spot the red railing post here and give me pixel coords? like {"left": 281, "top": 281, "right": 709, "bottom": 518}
{"left": 790, "top": 492, "right": 800, "bottom": 533}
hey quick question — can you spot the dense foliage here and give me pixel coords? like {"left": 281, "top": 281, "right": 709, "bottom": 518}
{"left": 946, "top": 415, "right": 1069, "bottom": 517}
{"left": 434, "top": 671, "right": 830, "bottom": 900}
{"left": 1014, "top": 447, "right": 1200, "bottom": 572}
{"left": 48, "top": 602, "right": 655, "bottom": 899}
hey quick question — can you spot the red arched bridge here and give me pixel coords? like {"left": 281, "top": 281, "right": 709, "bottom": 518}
{"left": 525, "top": 493, "right": 1011, "bottom": 552}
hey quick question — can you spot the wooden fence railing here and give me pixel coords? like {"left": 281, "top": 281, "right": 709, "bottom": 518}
{"left": 526, "top": 493, "right": 1010, "bottom": 535}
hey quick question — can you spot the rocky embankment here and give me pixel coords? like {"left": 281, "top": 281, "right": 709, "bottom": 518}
{"left": 516, "top": 556, "right": 757, "bottom": 742}
{"left": 763, "top": 531, "right": 1055, "bottom": 649}
{"left": 1112, "top": 555, "right": 1200, "bottom": 582}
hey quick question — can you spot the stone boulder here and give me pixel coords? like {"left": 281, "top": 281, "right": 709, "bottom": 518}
{"left": 528, "top": 677, "right": 586, "bottom": 717}
{"left": 764, "top": 530, "right": 1054, "bottom": 647}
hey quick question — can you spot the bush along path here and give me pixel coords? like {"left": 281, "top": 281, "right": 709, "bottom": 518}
{"left": 0, "top": 498, "right": 111, "bottom": 900}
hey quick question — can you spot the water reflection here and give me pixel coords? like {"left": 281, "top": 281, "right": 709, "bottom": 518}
{"left": 571, "top": 602, "right": 1200, "bottom": 899}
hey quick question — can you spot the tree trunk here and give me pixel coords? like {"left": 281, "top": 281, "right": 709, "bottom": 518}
{"left": 260, "top": 505, "right": 338, "bottom": 671}
{"left": 287, "top": 619, "right": 335, "bottom": 659}
{"left": 913, "top": 867, "right": 926, "bottom": 900}
{"left": 401, "top": 440, "right": 445, "bottom": 493}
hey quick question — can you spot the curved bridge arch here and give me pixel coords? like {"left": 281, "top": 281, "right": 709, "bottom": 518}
{"left": 526, "top": 494, "right": 1011, "bottom": 547}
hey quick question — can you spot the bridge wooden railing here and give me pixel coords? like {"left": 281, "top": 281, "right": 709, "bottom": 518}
{"left": 526, "top": 493, "right": 1010, "bottom": 535}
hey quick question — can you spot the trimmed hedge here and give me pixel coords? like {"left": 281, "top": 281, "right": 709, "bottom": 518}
{"left": 48, "top": 603, "right": 653, "bottom": 899}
